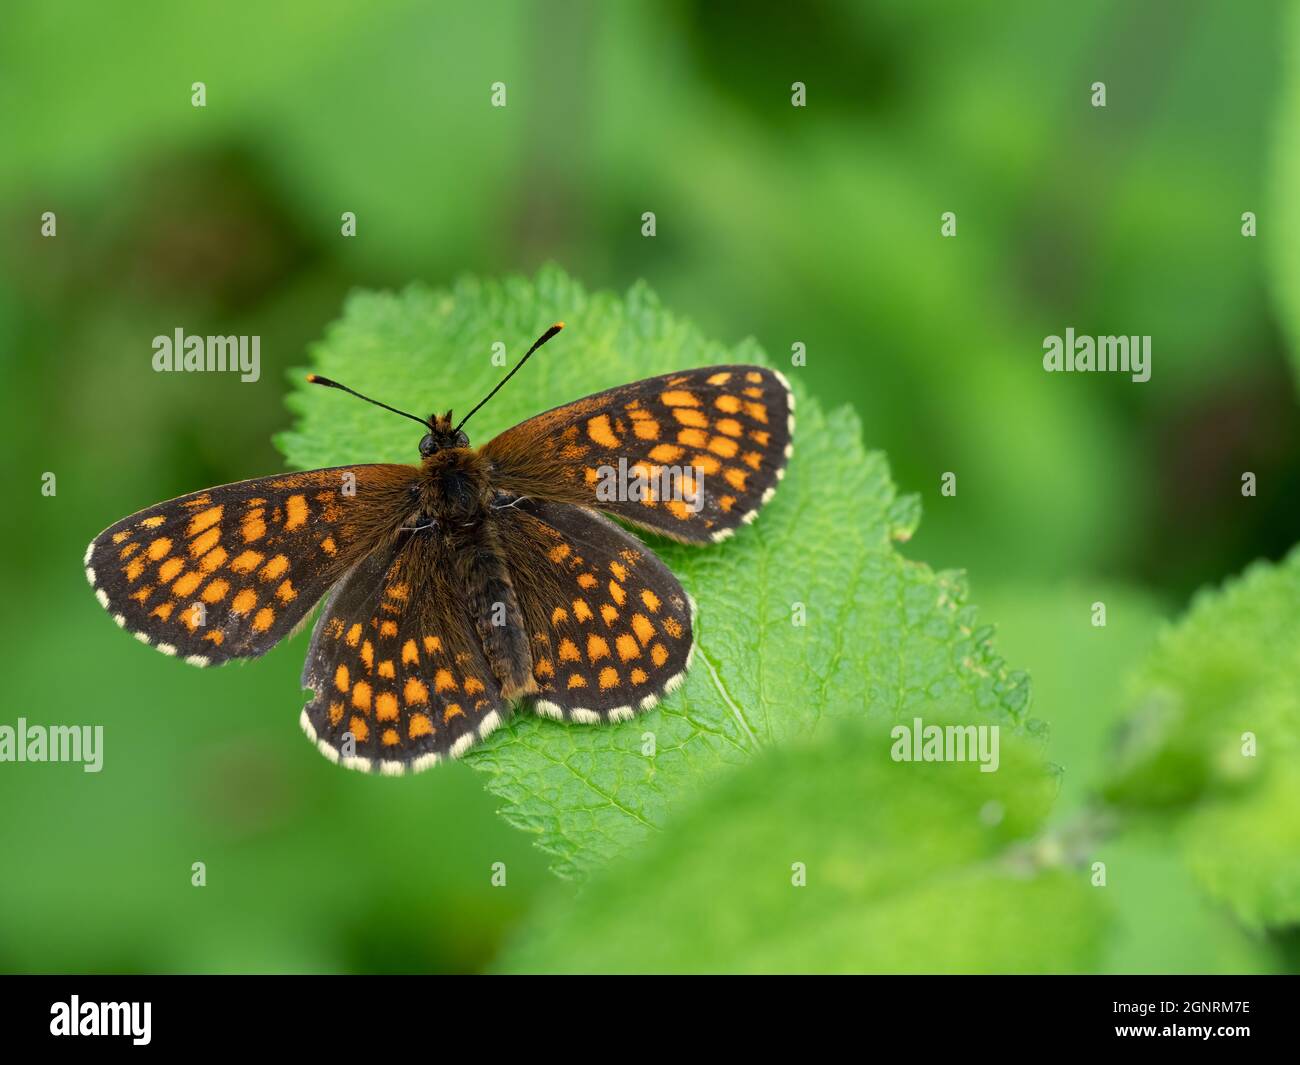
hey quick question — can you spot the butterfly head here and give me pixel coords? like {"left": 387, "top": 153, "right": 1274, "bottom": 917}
{"left": 419, "top": 412, "right": 470, "bottom": 456}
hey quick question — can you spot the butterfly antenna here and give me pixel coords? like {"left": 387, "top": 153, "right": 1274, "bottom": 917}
{"left": 306, "top": 375, "right": 432, "bottom": 430}
{"left": 455, "top": 322, "right": 564, "bottom": 433}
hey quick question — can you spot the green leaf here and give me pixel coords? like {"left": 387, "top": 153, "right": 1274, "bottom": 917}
{"left": 278, "top": 266, "right": 1030, "bottom": 879}
{"left": 495, "top": 720, "right": 1109, "bottom": 973}
{"left": 1103, "top": 548, "right": 1300, "bottom": 928}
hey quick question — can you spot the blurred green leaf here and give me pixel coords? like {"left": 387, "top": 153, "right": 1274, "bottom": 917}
{"left": 1104, "top": 548, "right": 1300, "bottom": 928}
{"left": 278, "top": 266, "right": 1029, "bottom": 879}
{"left": 495, "top": 720, "right": 1108, "bottom": 973}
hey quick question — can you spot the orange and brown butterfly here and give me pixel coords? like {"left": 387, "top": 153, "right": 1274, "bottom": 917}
{"left": 85, "top": 324, "right": 794, "bottom": 774}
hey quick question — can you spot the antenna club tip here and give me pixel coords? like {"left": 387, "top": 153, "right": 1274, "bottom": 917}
{"left": 306, "top": 373, "right": 321, "bottom": 382}
{"left": 553, "top": 321, "right": 565, "bottom": 331}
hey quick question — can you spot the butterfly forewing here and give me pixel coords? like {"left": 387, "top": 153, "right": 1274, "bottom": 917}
{"left": 85, "top": 465, "right": 419, "bottom": 665}
{"left": 496, "top": 499, "right": 695, "bottom": 722}
{"left": 481, "top": 365, "right": 794, "bottom": 544}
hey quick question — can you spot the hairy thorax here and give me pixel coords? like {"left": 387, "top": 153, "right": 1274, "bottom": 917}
{"left": 417, "top": 448, "right": 494, "bottom": 526}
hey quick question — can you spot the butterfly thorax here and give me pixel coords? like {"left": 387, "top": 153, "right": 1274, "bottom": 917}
{"left": 417, "top": 447, "right": 492, "bottom": 525}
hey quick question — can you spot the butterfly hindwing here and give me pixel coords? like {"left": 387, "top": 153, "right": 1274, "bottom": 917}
{"left": 480, "top": 365, "right": 793, "bottom": 544}
{"left": 495, "top": 498, "right": 695, "bottom": 721}
{"left": 85, "top": 465, "right": 419, "bottom": 665}
{"left": 299, "top": 532, "right": 510, "bottom": 773}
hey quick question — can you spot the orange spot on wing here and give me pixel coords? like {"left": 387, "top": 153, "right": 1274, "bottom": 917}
{"left": 140, "top": 516, "right": 167, "bottom": 529}
{"left": 199, "top": 546, "right": 227, "bottom": 572}
{"left": 351, "top": 680, "right": 372, "bottom": 711}
{"left": 172, "top": 571, "right": 203, "bottom": 597}
{"left": 230, "top": 550, "right": 263, "bottom": 574}
{"left": 434, "top": 669, "right": 457, "bottom": 693}
{"left": 708, "top": 435, "right": 739, "bottom": 458}
{"left": 677, "top": 428, "right": 708, "bottom": 448}
{"left": 464, "top": 677, "right": 485, "bottom": 696}
{"left": 231, "top": 588, "right": 257, "bottom": 615}
{"left": 549, "top": 544, "right": 570, "bottom": 563}
{"left": 402, "top": 639, "right": 420, "bottom": 666}
{"left": 187, "top": 506, "right": 223, "bottom": 537}
{"left": 146, "top": 538, "right": 173, "bottom": 561}
{"left": 329, "top": 701, "right": 344, "bottom": 726}
{"left": 661, "top": 390, "right": 699, "bottom": 407}
{"left": 380, "top": 620, "right": 398, "bottom": 638}
{"left": 157, "top": 557, "right": 186, "bottom": 583}
{"left": 409, "top": 713, "right": 433, "bottom": 738}
{"left": 188, "top": 527, "right": 221, "bottom": 558}
{"left": 601, "top": 604, "right": 618, "bottom": 624}
{"left": 725, "top": 468, "right": 749, "bottom": 491}
{"left": 648, "top": 444, "right": 684, "bottom": 463}
{"left": 377, "top": 659, "right": 395, "bottom": 679}
{"left": 204, "top": 629, "right": 224, "bottom": 646}
{"left": 673, "top": 408, "right": 708, "bottom": 428}
{"left": 404, "top": 677, "right": 429, "bottom": 705}
{"left": 376, "top": 692, "right": 399, "bottom": 722}
{"left": 631, "top": 667, "right": 648, "bottom": 684}
{"left": 284, "top": 494, "right": 308, "bottom": 530}
{"left": 587, "top": 414, "right": 620, "bottom": 448}
{"left": 252, "top": 606, "right": 275, "bottom": 632}
{"left": 598, "top": 666, "right": 619, "bottom": 690}
{"left": 443, "top": 703, "right": 464, "bottom": 722}
{"left": 567, "top": 673, "right": 587, "bottom": 689}
{"left": 360, "top": 640, "right": 374, "bottom": 671}
{"left": 616, "top": 634, "right": 640, "bottom": 661}
{"left": 651, "top": 643, "right": 669, "bottom": 666}
{"left": 558, "top": 638, "right": 581, "bottom": 662}
{"left": 423, "top": 636, "right": 441, "bottom": 654}
{"left": 632, "top": 417, "right": 660, "bottom": 440}
{"left": 346, "top": 624, "right": 362, "bottom": 647}
{"left": 572, "top": 599, "right": 593, "bottom": 622}
{"left": 275, "top": 579, "right": 297, "bottom": 603}
{"left": 632, "top": 613, "right": 655, "bottom": 644}
{"left": 707, "top": 372, "right": 732, "bottom": 385}
{"left": 716, "top": 418, "right": 743, "bottom": 437}
{"left": 664, "top": 617, "right": 684, "bottom": 639}
{"left": 714, "top": 394, "right": 742, "bottom": 413}
{"left": 349, "top": 716, "right": 369, "bottom": 743}
{"left": 666, "top": 501, "right": 692, "bottom": 521}
{"left": 335, "top": 664, "right": 351, "bottom": 692}
{"left": 551, "top": 606, "right": 569, "bottom": 625}
{"left": 201, "top": 579, "right": 230, "bottom": 603}
{"left": 641, "top": 589, "right": 661, "bottom": 612}
{"left": 320, "top": 536, "right": 337, "bottom": 555}
{"left": 241, "top": 511, "right": 267, "bottom": 542}
{"left": 259, "top": 555, "right": 289, "bottom": 582}
{"left": 609, "top": 580, "right": 626, "bottom": 605}
{"left": 587, "top": 634, "right": 611, "bottom": 662}
{"left": 151, "top": 602, "right": 174, "bottom": 620}
{"left": 744, "top": 401, "right": 768, "bottom": 423}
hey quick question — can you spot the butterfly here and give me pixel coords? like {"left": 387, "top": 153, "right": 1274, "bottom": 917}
{"left": 85, "top": 324, "right": 794, "bottom": 774}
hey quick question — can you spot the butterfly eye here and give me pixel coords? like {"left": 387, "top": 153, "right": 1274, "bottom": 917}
{"left": 453, "top": 430, "right": 469, "bottom": 449}
{"left": 418, "top": 433, "right": 438, "bottom": 457}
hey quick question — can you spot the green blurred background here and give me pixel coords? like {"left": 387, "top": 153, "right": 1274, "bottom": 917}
{"left": 2, "top": 0, "right": 1297, "bottom": 972}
